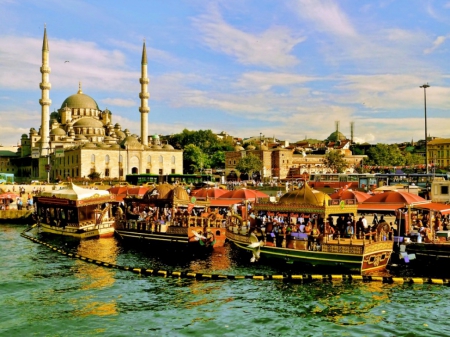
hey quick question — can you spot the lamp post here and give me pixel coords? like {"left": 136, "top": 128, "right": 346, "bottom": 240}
{"left": 420, "top": 83, "right": 430, "bottom": 174}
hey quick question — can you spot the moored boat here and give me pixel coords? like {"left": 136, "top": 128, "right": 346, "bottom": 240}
{"left": 34, "top": 183, "right": 116, "bottom": 239}
{"left": 114, "top": 183, "right": 227, "bottom": 250}
{"left": 226, "top": 183, "right": 394, "bottom": 274}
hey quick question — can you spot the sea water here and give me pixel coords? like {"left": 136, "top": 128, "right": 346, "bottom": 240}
{"left": 1, "top": 224, "right": 449, "bottom": 337}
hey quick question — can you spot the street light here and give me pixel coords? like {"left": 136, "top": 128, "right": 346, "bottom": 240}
{"left": 420, "top": 83, "right": 430, "bottom": 174}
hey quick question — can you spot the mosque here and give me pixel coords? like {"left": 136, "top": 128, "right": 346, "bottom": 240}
{"left": 14, "top": 28, "right": 182, "bottom": 182}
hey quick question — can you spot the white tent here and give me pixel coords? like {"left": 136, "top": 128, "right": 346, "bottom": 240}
{"left": 40, "top": 183, "right": 110, "bottom": 200}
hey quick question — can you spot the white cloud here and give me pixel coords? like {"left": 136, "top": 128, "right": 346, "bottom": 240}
{"left": 292, "top": 0, "right": 357, "bottom": 37}
{"left": 424, "top": 35, "right": 448, "bottom": 54}
{"left": 193, "top": 6, "right": 305, "bottom": 68}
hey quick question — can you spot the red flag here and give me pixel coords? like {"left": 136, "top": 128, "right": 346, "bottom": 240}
{"left": 187, "top": 203, "right": 194, "bottom": 214}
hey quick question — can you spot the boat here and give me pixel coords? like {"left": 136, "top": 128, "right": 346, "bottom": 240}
{"left": 33, "top": 183, "right": 116, "bottom": 239}
{"left": 114, "top": 183, "right": 227, "bottom": 250}
{"left": 226, "top": 183, "right": 394, "bottom": 274}
{"left": 393, "top": 202, "right": 450, "bottom": 271}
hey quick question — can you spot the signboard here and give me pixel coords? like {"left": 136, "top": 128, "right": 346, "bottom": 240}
{"left": 55, "top": 146, "right": 64, "bottom": 158}
{"left": 31, "top": 147, "right": 40, "bottom": 159}
{"left": 45, "top": 164, "right": 51, "bottom": 172}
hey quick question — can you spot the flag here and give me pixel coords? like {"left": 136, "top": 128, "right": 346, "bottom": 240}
{"left": 187, "top": 203, "right": 195, "bottom": 214}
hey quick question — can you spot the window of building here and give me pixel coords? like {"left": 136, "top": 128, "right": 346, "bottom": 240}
{"left": 159, "top": 155, "right": 163, "bottom": 163}
{"left": 171, "top": 169, "right": 175, "bottom": 174}
{"left": 119, "top": 155, "right": 123, "bottom": 163}
{"left": 147, "top": 155, "right": 151, "bottom": 163}
{"left": 171, "top": 156, "right": 175, "bottom": 164}
{"left": 105, "top": 168, "right": 110, "bottom": 177}
{"left": 91, "top": 154, "right": 95, "bottom": 163}
{"left": 146, "top": 169, "right": 150, "bottom": 173}
{"left": 105, "top": 155, "right": 110, "bottom": 164}
{"left": 442, "top": 186, "right": 449, "bottom": 195}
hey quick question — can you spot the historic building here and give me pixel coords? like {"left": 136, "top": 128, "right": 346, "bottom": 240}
{"left": 225, "top": 129, "right": 366, "bottom": 181}
{"left": 427, "top": 138, "right": 450, "bottom": 169}
{"left": 11, "top": 28, "right": 182, "bottom": 182}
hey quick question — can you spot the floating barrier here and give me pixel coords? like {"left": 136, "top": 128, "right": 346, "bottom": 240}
{"left": 20, "top": 227, "right": 450, "bottom": 285}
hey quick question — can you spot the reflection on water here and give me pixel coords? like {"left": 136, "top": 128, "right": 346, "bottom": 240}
{"left": 3, "top": 225, "right": 450, "bottom": 337}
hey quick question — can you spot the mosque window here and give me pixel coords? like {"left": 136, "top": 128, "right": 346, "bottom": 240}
{"left": 147, "top": 155, "right": 151, "bottom": 163}
{"left": 159, "top": 155, "right": 163, "bottom": 163}
{"left": 105, "top": 168, "right": 110, "bottom": 177}
{"left": 119, "top": 155, "right": 123, "bottom": 163}
{"left": 105, "top": 155, "right": 110, "bottom": 164}
{"left": 91, "top": 154, "right": 95, "bottom": 163}
{"left": 171, "top": 156, "right": 175, "bottom": 164}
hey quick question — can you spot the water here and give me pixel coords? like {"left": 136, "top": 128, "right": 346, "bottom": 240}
{"left": 1, "top": 224, "right": 450, "bottom": 337}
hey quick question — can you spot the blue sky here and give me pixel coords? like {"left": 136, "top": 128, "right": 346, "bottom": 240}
{"left": 1, "top": 0, "right": 450, "bottom": 147}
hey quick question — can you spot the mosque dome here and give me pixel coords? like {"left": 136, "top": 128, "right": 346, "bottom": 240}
{"left": 260, "top": 144, "right": 269, "bottom": 150}
{"left": 234, "top": 145, "right": 245, "bottom": 151}
{"left": 83, "top": 142, "right": 97, "bottom": 148}
{"left": 326, "top": 131, "right": 347, "bottom": 142}
{"left": 73, "top": 117, "right": 104, "bottom": 128}
{"left": 163, "top": 144, "right": 174, "bottom": 150}
{"left": 151, "top": 144, "right": 162, "bottom": 149}
{"left": 247, "top": 145, "right": 256, "bottom": 150}
{"left": 61, "top": 91, "right": 99, "bottom": 110}
{"left": 50, "top": 127, "right": 66, "bottom": 136}
{"left": 278, "top": 183, "right": 330, "bottom": 206}
{"left": 109, "top": 144, "right": 120, "bottom": 149}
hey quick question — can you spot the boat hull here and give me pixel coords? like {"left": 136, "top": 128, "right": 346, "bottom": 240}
{"left": 38, "top": 222, "right": 115, "bottom": 239}
{"left": 226, "top": 230, "right": 393, "bottom": 274}
{"left": 115, "top": 221, "right": 227, "bottom": 250}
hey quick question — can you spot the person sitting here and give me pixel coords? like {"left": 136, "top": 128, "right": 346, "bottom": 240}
{"left": 345, "top": 221, "right": 354, "bottom": 238}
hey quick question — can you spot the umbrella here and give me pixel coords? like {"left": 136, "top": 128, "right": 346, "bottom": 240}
{"left": 218, "top": 188, "right": 269, "bottom": 201}
{"left": 191, "top": 187, "right": 227, "bottom": 200}
{"left": 0, "top": 192, "right": 20, "bottom": 200}
{"left": 107, "top": 186, "right": 149, "bottom": 201}
{"left": 363, "top": 191, "right": 426, "bottom": 204}
{"left": 329, "top": 189, "right": 372, "bottom": 203}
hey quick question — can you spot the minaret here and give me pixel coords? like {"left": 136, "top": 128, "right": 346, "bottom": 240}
{"left": 139, "top": 40, "right": 150, "bottom": 146}
{"left": 39, "top": 26, "right": 52, "bottom": 155}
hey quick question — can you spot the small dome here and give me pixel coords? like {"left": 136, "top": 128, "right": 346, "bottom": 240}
{"left": 171, "top": 186, "right": 190, "bottom": 201}
{"left": 152, "top": 134, "right": 160, "bottom": 139}
{"left": 73, "top": 117, "right": 104, "bottom": 128}
{"left": 144, "top": 183, "right": 175, "bottom": 200}
{"left": 234, "top": 145, "right": 245, "bottom": 151}
{"left": 278, "top": 183, "right": 330, "bottom": 206}
{"left": 260, "top": 144, "right": 269, "bottom": 150}
{"left": 121, "top": 135, "right": 140, "bottom": 146}
{"left": 61, "top": 92, "right": 99, "bottom": 110}
{"left": 247, "top": 145, "right": 256, "bottom": 150}
{"left": 163, "top": 144, "right": 174, "bottom": 150}
{"left": 327, "top": 131, "right": 346, "bottom": 142}
{"left": 75, "top": 134, "right": 87, "bottom": 140}
{"left": 21, "top": 134, "right": 28, "bottom": 138}
{"left": 83, "top": 143, "right": 97, "bottom": 148}
{"left": 151, "top": 144, "right": 162, "bottom": 149}
{"left": 109, "top": 144, "right": 120, "bottom": 149}
{"left": 50, "top": 127, "right": 66, "bottom": 136}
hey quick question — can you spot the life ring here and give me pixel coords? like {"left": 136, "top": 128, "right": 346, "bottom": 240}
{"left": 339, "top": 200, "right": 345, "bottom": 209}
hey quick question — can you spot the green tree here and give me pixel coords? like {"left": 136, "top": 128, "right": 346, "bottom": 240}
{"left": 235, "top": 154, "right": 263, "bottom": 178}
{"left": 365, "top": 144, "right": 405, "bottom": 167}
{"left": 323, "top": 150, "right": 349, "bottom": 173}
{"left": 183, "top": 144, "right": 210, "bottom": 174}
{"left": 88, "top": 171, "right": 101, "bottom": 180}
{"left": 168, "top": 129, "right": 234, "bottom": 170}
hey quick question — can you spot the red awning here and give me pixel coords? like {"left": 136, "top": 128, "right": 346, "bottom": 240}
{"left": 411, "top": 203, "right": 450, "bottom": 215}
{"left": 209, "top": 199, "right": 243, "bottom": 207}
{"left": 357, "top": 203, "right": 403, "bottom": 212}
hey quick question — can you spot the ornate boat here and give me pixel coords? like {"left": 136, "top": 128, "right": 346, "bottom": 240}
{"left": 226, "top": 184, "right": 394, "bottom": 274}
{"left": 34, "top": 183, "right": 116, "bottom": 239}
{"left": 114, "top": 183, "right": 227, "bottom": 249}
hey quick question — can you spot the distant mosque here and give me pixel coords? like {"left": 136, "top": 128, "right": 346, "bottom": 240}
{"left": 14, "top": 27, "right": 182, "bottom": 181}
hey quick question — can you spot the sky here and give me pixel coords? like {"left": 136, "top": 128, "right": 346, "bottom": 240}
{"left": 1, "top": 0, "right": 450, "bottom": 147}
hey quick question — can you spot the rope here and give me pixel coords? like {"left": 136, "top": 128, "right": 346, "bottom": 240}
{"left": 20, "top": 225, "right": 449, "bottom": 285}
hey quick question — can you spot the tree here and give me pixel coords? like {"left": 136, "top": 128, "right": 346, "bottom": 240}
{"left": 88, "top": 171, "right": 101, "bottom": 180}
{"left": 235, "top": 154, "right": 263, "bottom": 178}
{"left": 168, "top": 129, "right": 234, "bottom": 170}
{"left": 323, "top": 150, "right": 349, "bottom": 173}
{"left": 365, "top": 144, "right": 405, "bottom": 167}
{"left": 183, "top": 144, "right": 210, "bottom": 174}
